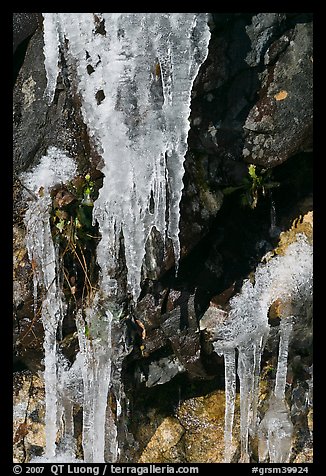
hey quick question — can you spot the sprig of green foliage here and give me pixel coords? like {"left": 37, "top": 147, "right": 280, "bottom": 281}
{"left": 223, "top": 164, "right": 280, "bottom": 209}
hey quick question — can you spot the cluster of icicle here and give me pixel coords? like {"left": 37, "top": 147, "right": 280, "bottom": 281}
{"left": 206, "top": 235, "right": 313, "bottom": 462}
{"left": 23, "top": 148, "right": 80, "bottom": 461}
{"left": 42, "top": 12, "right": 211, "bottom": 300}
{"left": 21, "top": 13, "right": 211, "bottom": 463}
{"left": 23, "top": 149, "right": 119, "bottom": 463}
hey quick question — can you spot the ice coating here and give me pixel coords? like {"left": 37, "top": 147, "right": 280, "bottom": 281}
{"left": 75, "top": 306, "right": 116, "bottom": 463}
{"left": 223, "top": 349, "right": 236, "bottom": 462}
{"left": 209, "top": 234, "right": 312, "bottom": 462}
{"left": 258, "top": 317, "right": 294, "bottom": 463}
{"left": 23, "top": 147, "right": 77, "bottom": 459}
{"left": 43, "top": 13, "right": 60, "bottom": 104}
{"left": 42, "top": 13, "right": 211, "bottom": 299}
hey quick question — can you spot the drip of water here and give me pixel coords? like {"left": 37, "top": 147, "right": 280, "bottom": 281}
{"left": 269, "top": 195, "right": 280, "bottom": 238}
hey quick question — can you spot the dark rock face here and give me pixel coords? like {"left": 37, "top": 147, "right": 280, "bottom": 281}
{"left": 13, "top": 13, "right": 42, "bottom": 54}
{"left": 13, "top": 26, "right": 99, "bottom": 177}
{"left": 180, "top": 13, "right": 313, "bottom": 256}
{"left": 243, "top": 21, "right": 313, "bottom": 167}
{"left": 136, "top": 293, "right": 209, "bottom": 381}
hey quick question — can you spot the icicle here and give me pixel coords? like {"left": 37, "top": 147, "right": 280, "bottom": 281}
{"left": 251, "top": 335, "right": 264, "bottom": 437}
{"left": 22, "top": 147, "right": 77, "bottom": 460}
{"left": 25, "top": 198, "right": 61, "bottom": 460}
{"left": 275, "top": 317, "right": 294, "bottom": 399}
{"left": 42, "top": 13, "right": 211, "bottom": 300}
{"left": 237, "top": 343, "right": 256, "bottom": 463}
{"left": 76, "top": 305, "right": 116, "bottom": 463}
{"left": 258, "top": 316, "right": 294, "bottom": 463}
{"left": 42, "top": 13, "right": 60, "bottom": 104}
{"left": 223, "top": 348, "right": 236, "bottom": 462}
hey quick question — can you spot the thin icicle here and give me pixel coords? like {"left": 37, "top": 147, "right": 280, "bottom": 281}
{"left": 251, "top": 336, "right": 264, "bottom": 437}
{"left": 275, "top": 317, "right": 294, "bottom": 399}
{"left": 42, "top": 13, "right": 60, "bottom": 104}
{"left": 237, "top": 343, "right": 255, "bottom": 463}
{"left": 258, "top": 316, "right": 294, "bottom": 463}
{"left": 223, "top": 348, "right": 236, "bottom": 462}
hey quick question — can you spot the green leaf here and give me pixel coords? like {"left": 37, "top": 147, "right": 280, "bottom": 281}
{"left": 248, "top": 164, "right": 257, "bottom": 180}
{"left": 56, "top": 219, "right": 66, "bottom": 233}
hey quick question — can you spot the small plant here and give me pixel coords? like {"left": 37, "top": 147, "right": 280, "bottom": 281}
{"left": 50, "top": 173, "right": 100, "bottom": 304}
{"left": 223, "top": 164, "right": 280, "bottom": 209}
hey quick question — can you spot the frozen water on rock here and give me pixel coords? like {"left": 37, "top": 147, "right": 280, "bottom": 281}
{"left": 274, "top": 317, "right": 293, "bottom": 400}
{"left": 75, "top": 305, "right": 115, "bottom": 463}
{"left": 258, "top": 316, "right": 294, "bottom": 463}
{"left": 43, "top": 14, "right": 60, "bottom": 104}
{"left": 208, "top": 235, "right": 312, "bottom": 462}
{"left": 38, "top": 14, "right": 211, "bottom": 463}
{"left": 23, "top": 148, "right": 77, "bottom": 460}
{"left": 223, "top": 349, "right": 236, "bottom": 462}
{"left": 42, "top": 13, "right": 211, "bottom": 300}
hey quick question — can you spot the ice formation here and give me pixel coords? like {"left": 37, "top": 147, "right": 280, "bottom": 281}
{"left": 208, "top": 235, "right": 313, "bottom": 462}
{"left": 75, "top": 305, "right": 116, "bottom": 463}
{"left": 223, "top": 349, "right": 236, "bottom": 462}
{"left": 258, "top": 317, "right": 294, "bottom": 463}
{"left": 24, "top": 13, "right": 210, "bottom": 463}
{"left": 23, "top": 147, "right": 77, "bottom": 459}
{"left": 42, "top": 13, "right": 211, "bottom": 300}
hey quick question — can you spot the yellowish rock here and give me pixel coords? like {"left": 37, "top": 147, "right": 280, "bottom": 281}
{"left": 275, "top": 211, "right": 313, "bottom": 256}
{"left": 138, "top": 416, "right": 185, "bottom": 463}
{"left": 139, "top": 390, "right": 240, "bottom": 463}
{"left": 178, "top": 390, "right": 240, "bottom": 463}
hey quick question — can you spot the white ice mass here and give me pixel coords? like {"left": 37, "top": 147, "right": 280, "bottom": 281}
{"left": 42, "top": 12, "right": 211, "bottom": 300}
{"left": 24, "top": 13, "right": 211, "bottom": 463}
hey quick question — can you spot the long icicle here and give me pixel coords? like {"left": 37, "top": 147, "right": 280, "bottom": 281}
{"left": 275, "top": 317, "right": 294, "bottom": 399}
{"left": 258, "top": 316, "right": 294, "bottom": 463}
{"left": 223, "top": 348, "right": 236, "bottom": 462}
{"left": 237, "top": 343, "right": 255, "bottom": 463}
